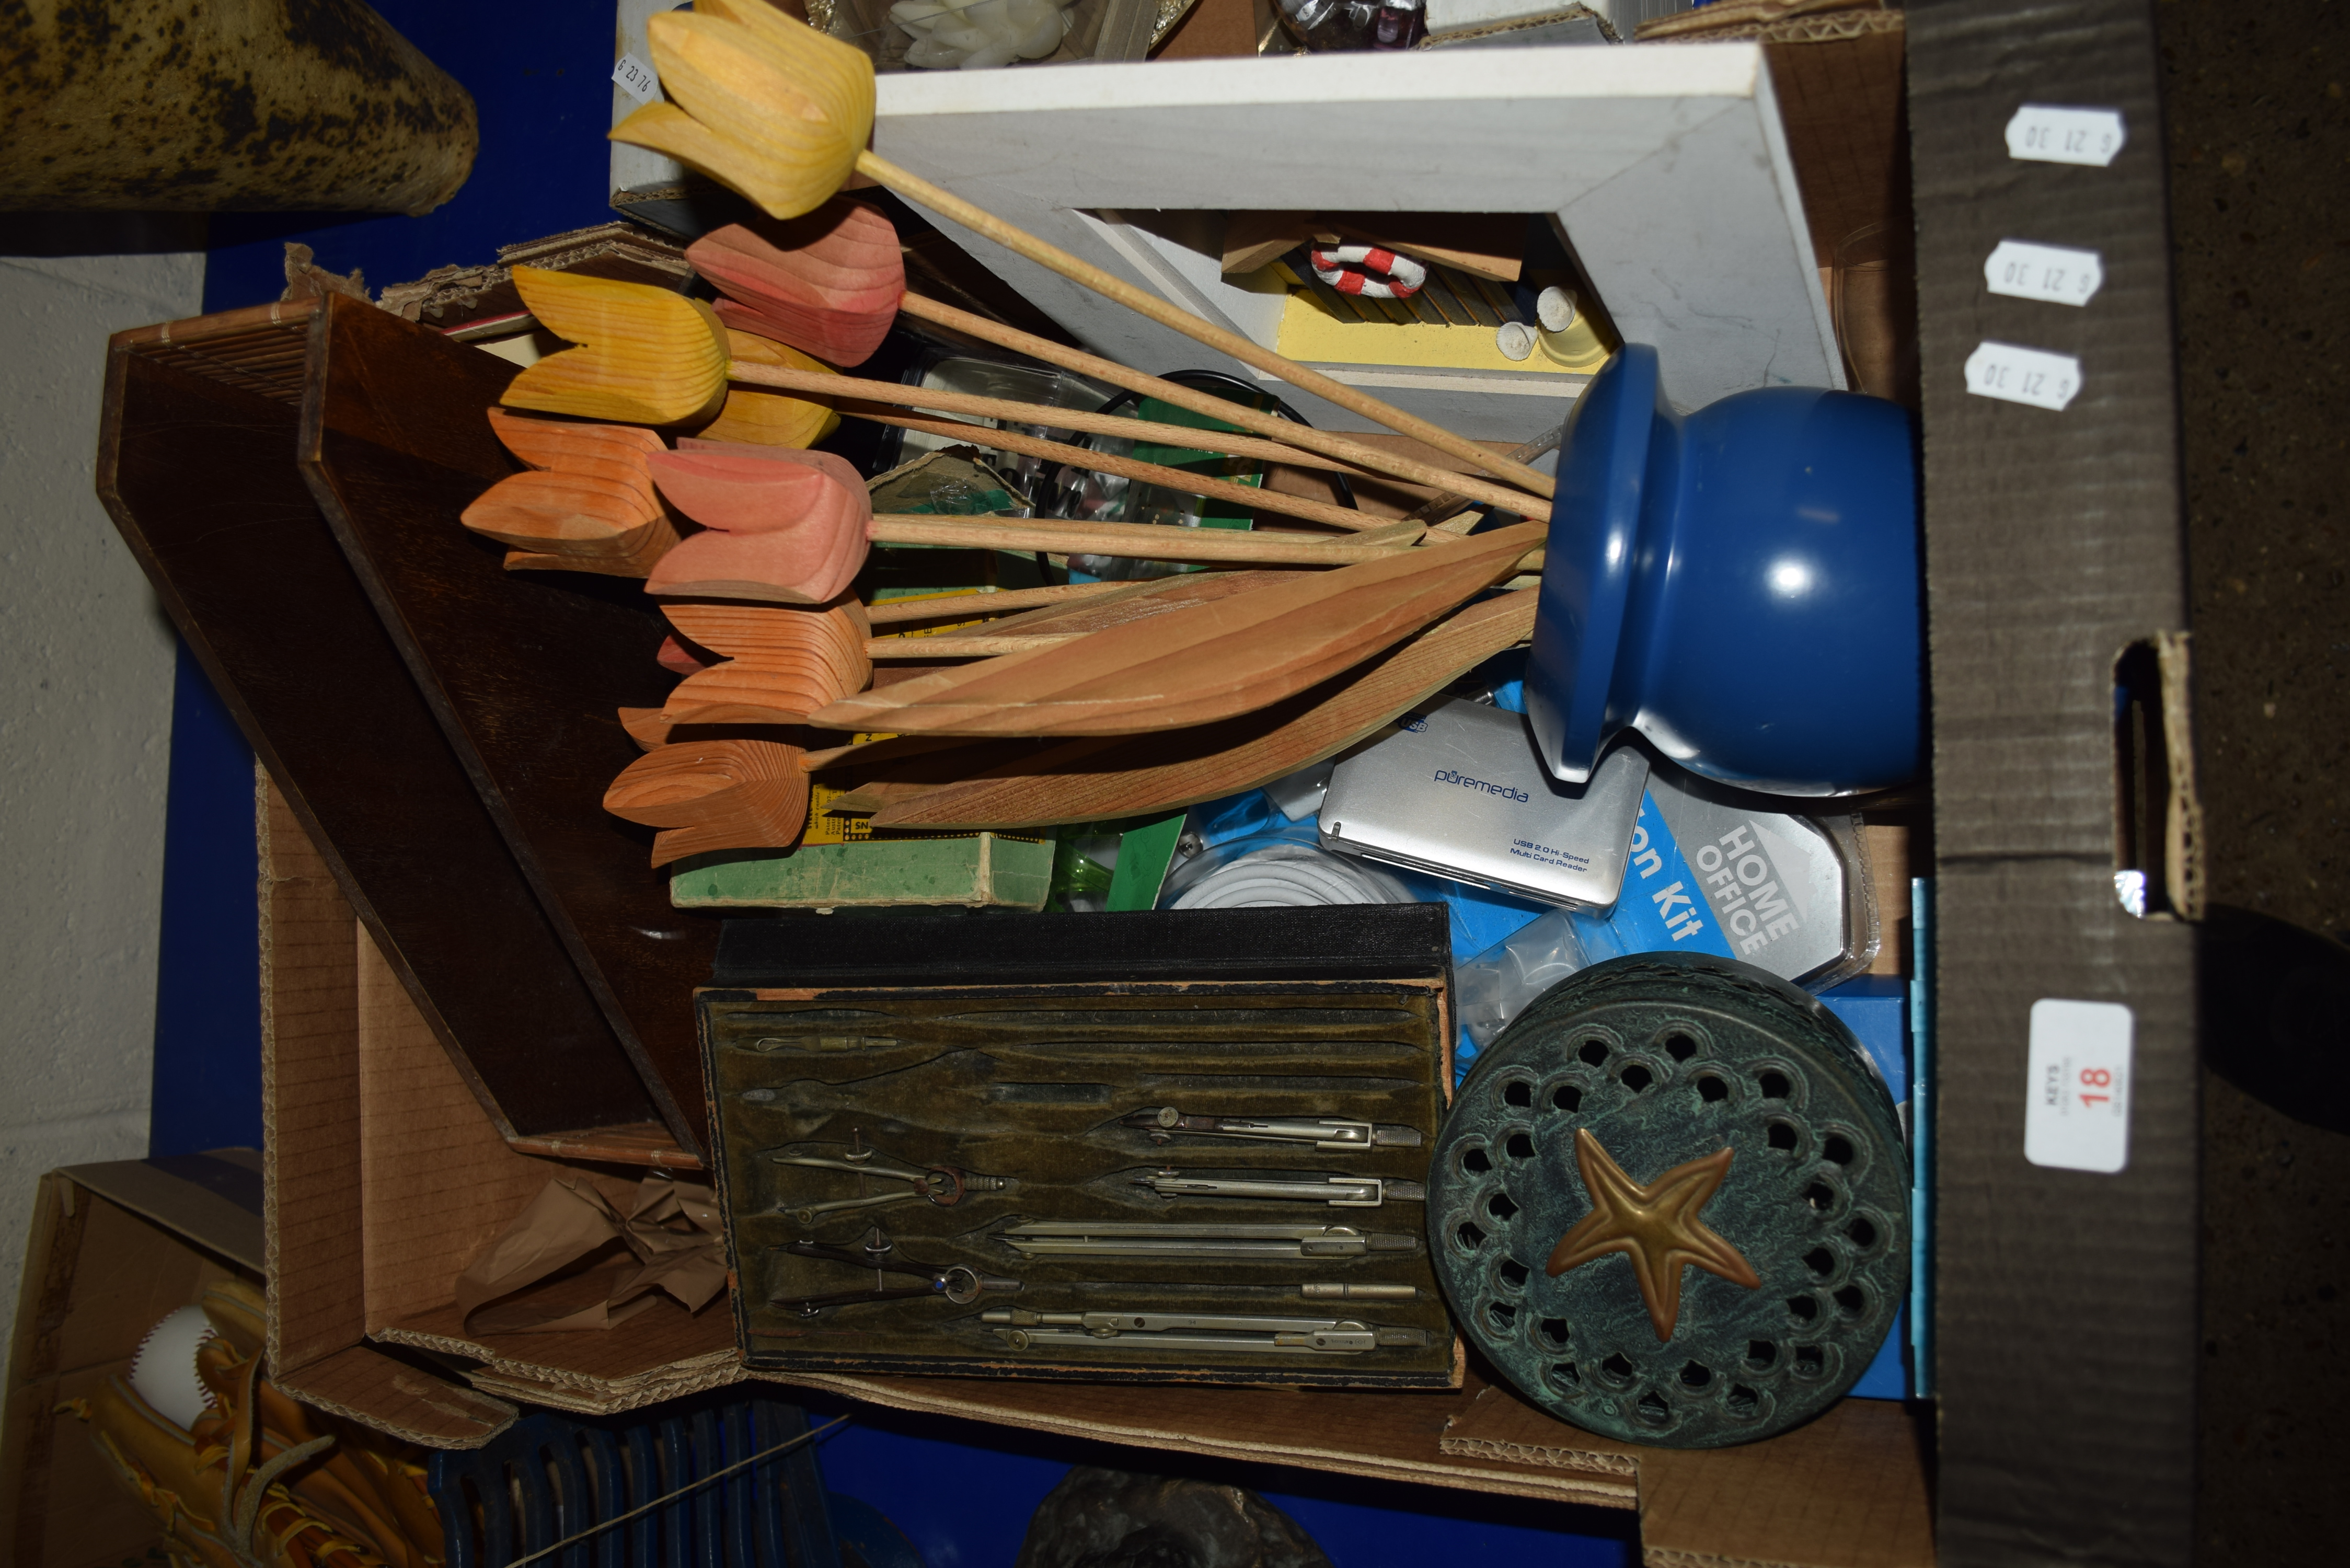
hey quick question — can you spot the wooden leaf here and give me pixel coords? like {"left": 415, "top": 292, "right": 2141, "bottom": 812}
{"left": 866, "top": 591, "right": 1539, "bottom": 829}
{"left": 800, "top": 731, "right": 972, "bottom": 773}
{"left": 644, "top": 445, "right": 870, "bottom": 604}
{"left": 863, "top": 572, "right": 1295, "bottom": 663}
{"left": 690, "top": 203, "right": 903, "bottom": 367}
{"left": 503, "top": 268, "right": 729, "bottom": 426}
{"left": 805, "top": 522, "right": 1542, "bottom": 737}
{"left": 603, "top": 736, "right": 810, "bottom": 867}
{"left": 863, "top": 580, "right": 1132, "bottom": 625}
{"left": 658, "top": 597, "right": 873, "bottom": 725}
{"left": 817, "top": 737, "right": 1097, "bottom": 816}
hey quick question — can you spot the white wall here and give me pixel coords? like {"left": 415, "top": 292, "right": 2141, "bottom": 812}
{"left": 0, "top": 240, "right": 202, "bottom": 1346}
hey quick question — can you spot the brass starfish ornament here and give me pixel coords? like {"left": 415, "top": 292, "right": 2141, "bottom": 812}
{"left": 1545, "top": 1127, "right": 1761, "bottom": 1341}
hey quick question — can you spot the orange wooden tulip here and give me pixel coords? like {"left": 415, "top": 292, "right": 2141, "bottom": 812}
{"left": 604, "top": 736, "right": 810, "bottom": 866}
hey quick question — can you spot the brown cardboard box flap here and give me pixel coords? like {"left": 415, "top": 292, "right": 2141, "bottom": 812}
{"left": 752, "top": 1369, "right": 1930, "bottom": 1565}
{"left": 773, "top": 1366, "right": 1633, "bottom": 1509}
{"left": 61, "top": 1151, "right": 266, "bottom": 1275}
{"left": 271, "top": 1344, "right": 515, "bottom": 1450}
{"left": 1443, "top": 1384, "right": 1933, "bottom": 1567}
{"left": 373, "top": 1299, "right": 741, "bottom": 1416}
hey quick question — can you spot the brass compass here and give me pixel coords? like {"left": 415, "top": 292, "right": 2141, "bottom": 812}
{"left": 1427, "top": 954, "right": 1909, "bottom": 1447}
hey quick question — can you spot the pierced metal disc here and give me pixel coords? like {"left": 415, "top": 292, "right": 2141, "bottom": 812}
{"left": 1429, "top": 954, "right": 1908, "bottom": 1447}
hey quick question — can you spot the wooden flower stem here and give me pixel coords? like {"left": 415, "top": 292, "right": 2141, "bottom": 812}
{"left": 866, "top": 513, "right": 1424, "bottom": 564}
{"left": 861, "top": 152, "right": 1557, "bottom": 501}
{"left": 727, "top": 361, "right": 1401, "bottom": 483}
{"left": 842, "top": 406, "right": 1383, "bottom": 534}
{"left": 897, "top": 292, "right": 1555, "bottom": 523}
{"left": 863, "top": 581, "right": 1136, "bottom": 625}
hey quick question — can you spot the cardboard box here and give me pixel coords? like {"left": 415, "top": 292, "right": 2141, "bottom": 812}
{"left": 0, "top": 1151, "right": 266, "bottom": 1566}
{"left": 257, "top": 777, "right": 1932, "bottom": 1563}
{"left": 257, "top": 779, "right": 742, "bottom": 1437}
{"left": 1908, "top": 3, "right": 2199, "bottom": 1563}
{"left": 141, "top": 6, "right": 2197, "bottom": 1557}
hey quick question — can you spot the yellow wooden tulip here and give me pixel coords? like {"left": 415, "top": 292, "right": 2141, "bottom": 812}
{"left": 503, "top": 268, "right": 731, "bottom": 426}
{"left": 698, "top": 330, "right": 842, "bottom": 446}
{"left": 610, "top": 0, "right": 876, "bottom": 222}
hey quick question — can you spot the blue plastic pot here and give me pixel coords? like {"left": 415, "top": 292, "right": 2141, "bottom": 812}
{"left": 1524, "top": 345, "right": 1922, "bottom": 797}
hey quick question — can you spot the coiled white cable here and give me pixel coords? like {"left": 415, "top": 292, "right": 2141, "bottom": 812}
{"left": 1169, "top": 844, "right": 1413, "bottom": 909}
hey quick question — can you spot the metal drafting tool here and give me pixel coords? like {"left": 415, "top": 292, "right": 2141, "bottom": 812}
{"left": 981, "top": 1307, "right": 1432, "bottom": 1355}
{"left": 769, "top": 1131, "right": 1015, "bottom": 1224}
{"left": 1120, "top": 1107, "right": 1423, "bottom": 1151}
{"left": 769, "top": 1225, "right": 1020, "bottom": 1316}
{"left": 995, "top": 1222, "right": 1420, "bottom": 1260}
{"left": 1301, "top": 1282, "right": 1418, "bottom": 1300}
{"left": 1134, "top": 1169, "right": 1425, "bottom": 1207}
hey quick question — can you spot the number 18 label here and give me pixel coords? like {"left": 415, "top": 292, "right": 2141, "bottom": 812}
{"left": 2024, "top": 999, "right": 2134, "bottom": 1173}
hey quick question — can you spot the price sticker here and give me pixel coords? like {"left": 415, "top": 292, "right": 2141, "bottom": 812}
{"left": 1964, "top": 340, "right": 2082, "bottom": 412}
{"left": 2023, "top": 999, "right": 2133, "bottom": 1173}
{"left": 2006, "top": 105, "right": 2126, "bottom": 167}
{"left": 613, "top": 52, "right": 662, "bottom": 106}
{"left": 1984, "top": 239, "right": 2104, "bottom": 307}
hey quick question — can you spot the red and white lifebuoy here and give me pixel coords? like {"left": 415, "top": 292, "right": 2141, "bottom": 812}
{"left": 1308, "top": 245, "right": 1427, "bottom": 300}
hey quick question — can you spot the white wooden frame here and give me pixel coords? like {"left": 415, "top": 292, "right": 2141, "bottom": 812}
{"left": 873, "top": 44, "right": 1838, "bottom": 439}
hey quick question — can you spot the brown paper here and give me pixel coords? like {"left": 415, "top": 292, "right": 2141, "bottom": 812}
{"left": 455, "top": 1172, "right": 729, "bottom": 1334}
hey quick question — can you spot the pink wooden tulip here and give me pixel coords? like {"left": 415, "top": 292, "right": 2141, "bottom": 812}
{"left": 644, "top": 445, "right": 870, "bottom": 605}
{"left": 686, "top": 201, "right": 903, "bottom": 367}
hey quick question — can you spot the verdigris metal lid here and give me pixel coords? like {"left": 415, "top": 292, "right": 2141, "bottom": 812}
{"left": 1428, "top": 953, "right": 1907, "bottom": 1447}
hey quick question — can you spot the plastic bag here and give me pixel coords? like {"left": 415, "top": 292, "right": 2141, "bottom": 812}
{"left": 1454, "top": 905, "right": 1634, "bottom": 1058}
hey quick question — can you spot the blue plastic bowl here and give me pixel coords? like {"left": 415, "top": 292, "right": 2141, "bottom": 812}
{"left": 1523, "top": 345, "right": 1922, "bottom": 797}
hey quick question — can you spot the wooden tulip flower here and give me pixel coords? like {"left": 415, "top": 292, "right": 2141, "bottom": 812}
{"left": 486, "top": 267, "right": 1536, "bottom": 529}
{"left": 689, "top": 203, "right": 903, "bottom": 367}
{"left": 461, "top": 409, "right": 683, "bottom": 575}
{"left": 641, "top": 597, "right": 873, "bottom": 740}
{"left": 604, "top": 737, "right": 810, "bottom": 866}
{"left": 607, "top": 0, "right": 872, "bottom": 221}
{"left": 644, "top": 444, "right": 869, "bottom": 604}
{"left": 611, "top": 3, "right": 1555, "bottom": 501}
{"left": 694, "top": 329, "right": 842, "bottom": 449}
{"left": 503, "top": 267, "right": 729, "bottom": 426}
